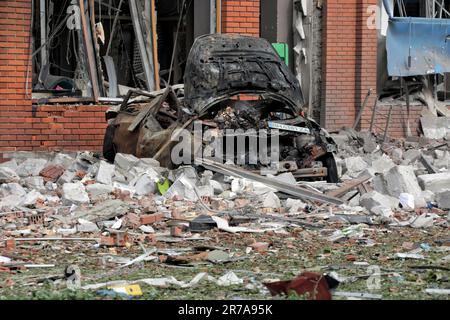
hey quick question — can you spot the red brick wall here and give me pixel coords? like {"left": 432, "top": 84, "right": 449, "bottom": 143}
{"left": 322, "top": 0, "right": 378, "bottom": 131}
{"left": 222, "top": 0, "right": 260, "bottom": 37}
{"left": 0, "top": 0, "right": 261, "bottom": 162}
{"left": 0, "top": 0, "right": 33, "bottom": 161}
{"left": 1, "top": 0, "right": 435, "bottom": 163}
{"left": 0, "top": 101, "right": 108, "bottom": 160}
{"left": 0, "top": 1, "right": 108, "bottom": 162}
{"left": 17, "top": 104, "right": 108, "bottom": 151}
{"left": 363, "top": 104, "right": 424, "bottom": 138}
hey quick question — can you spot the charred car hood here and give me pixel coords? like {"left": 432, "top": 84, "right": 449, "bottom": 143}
{"left": 184, "top": 34, "right": 304, "bottom": 115}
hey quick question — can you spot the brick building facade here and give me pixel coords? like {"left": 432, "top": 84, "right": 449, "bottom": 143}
{"left": 0, "top": 0, "right": 262, "bottom": 162}
{"left": 322, "top": 0, "right": 424, "bottom": 137}
{"left": 222, "top": 0, "right": 260, "bottom": 36}
{"left": 0, "top": 0, "right": 437, "bottom": 161}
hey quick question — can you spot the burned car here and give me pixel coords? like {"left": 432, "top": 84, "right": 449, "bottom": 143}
{"left": 103, "top": 34, "right": 338, "bottom": 182}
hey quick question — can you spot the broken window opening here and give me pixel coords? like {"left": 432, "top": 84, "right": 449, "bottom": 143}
{"left": 378, "top": 0, "right": 450, "bottom": 108}
{"left": 31, "top": 0, "right": 216, "bottom": 103}
{"left": 32, "top": 0, "right": 159, "bottom": 101}
{"left": 32, "top": 0, "right": 94, "bottom": 100}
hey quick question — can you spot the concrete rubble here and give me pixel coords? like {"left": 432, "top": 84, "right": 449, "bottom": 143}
{"left": 0, "top": 130, "right": 449, "bottom": 300}
{"left": 1, "top": 0, "right": 450, "bottom": 301}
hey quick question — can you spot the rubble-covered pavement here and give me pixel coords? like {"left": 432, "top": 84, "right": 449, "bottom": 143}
{"left": 0, "top": 130, "right": 449, "bottom": 300}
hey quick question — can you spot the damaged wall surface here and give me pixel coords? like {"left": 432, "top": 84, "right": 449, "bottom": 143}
{"left": 320, "top": 0, "right": 443, "bottom": 139}
{"left": 2, "top": 0, "right": 450, "bottom": 164}
{"left": 322, "top": 0, "right": 378, "bottom": 130}
{"left": 0, "top": 0, "right": 261, "bottom": 162}
{"left": 0, "top": 1, "right": 108, "bottom": 162}
{"left": 0, "top": 0, "right": 34, "bottom": 162}
{"left": 293, "top": 0, "right": 323, "bottom": 123}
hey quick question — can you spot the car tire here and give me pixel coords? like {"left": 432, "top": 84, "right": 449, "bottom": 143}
{"left": 103, "top": 124, "right": 116, "bottom": 162}
{"left": 320, "top": 152, "right": 339, "bottom": 183}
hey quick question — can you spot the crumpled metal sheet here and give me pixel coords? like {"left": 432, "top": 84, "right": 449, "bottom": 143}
{"left": 184, "top": 34, "right": 304, "bottom": 115}
{"left": 264, "top": 272, "right": 333, "bottom": 300}
{"left": 383, "top": 0, "right": 450, "bottom": 76}
{"left": 386, "top": 18, "right": 450, "bottom": 76}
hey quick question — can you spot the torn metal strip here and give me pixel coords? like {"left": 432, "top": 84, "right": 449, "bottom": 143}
{"left": 129, "top": 0, "right": 155, "bottom": 91}
{"left": 384, "top": 0, "right": 450, "bottom": 77}
{"left": 267, "top": 121, "right": 311, "bottom": 134}
{"left": 199, "top": 158, "right": 344, "bottom": 206}
{"left": 103, "top": 56, "right": 118, "bottom": 98}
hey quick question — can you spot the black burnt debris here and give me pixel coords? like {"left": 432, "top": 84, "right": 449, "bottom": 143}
{"left": 104, "top": 34, "right": 339, "bottom": 182}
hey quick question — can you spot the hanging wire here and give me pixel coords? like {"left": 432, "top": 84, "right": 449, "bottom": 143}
{"left": 32, "top": 14, "right": 72, "bottom": 58}
{"left": 116, "top": 8, "right": 140, "bottom": 88}
{"left": 106, "top": 0, "right": 124, "bottom": 56}
{"left": 66, "top": 28, "right": 72, "bottom": 64}
{"left": 168, "top": 0, "right": 193, "bottom": 85}
{"left": 51, "top": 63, "right": 76, "bottom": 74}
{"left": 51, "top": 0, "right": 70, "bottom": 28}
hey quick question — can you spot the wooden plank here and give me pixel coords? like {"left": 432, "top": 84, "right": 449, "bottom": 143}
{"left": 127, "top": 96, "right": 162, "bottom": 132}
{"left": 79, "top": 0, "right": 100, "bottom": 102}
{"left": 150, "top": 0, "right": 160, "bottom": 90}
{"left": 326, "top": 174, "right": 372, "bottom": 198}
{"left": 216, "top": 0, "right": 222, "bottom": 33}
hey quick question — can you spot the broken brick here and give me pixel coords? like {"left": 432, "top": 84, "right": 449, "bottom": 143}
{"left": 113, "top": 189, "right": 132, "bottom": 202}
{"left": 234, "top": 198, "right": 250, "bottom": 208}
{"left": 250, "top": 242, "right": 269, "bottom": 253}
{"left": 125, "top": 212, "right": 141, "bottom": 227}
{"left": 100, "top": 232, "right": 129, "bottom": 247}
{"left": 100, "top": 236, "right": 115, "bottom": 247}
{"left": 345, "top": 254, "right": 357, "bottom": 262}
{"left": 144, "top": 234, "right": 156, "bottom": 243}
{"left": 171, "top": 209, "right": 181, "bottom": 219}
{"left": 5, "top": 239, "right": 15, "bottom": 251}
{"left": 0, "top": 266, "right": 11, "bottom": 273}
{"left": 210, "top": 199, "right": 229, "bottom": 211}
{"left": 39, "top": 164, "right": 65, "bottom": 182}
{"left": 140, "top": 213, "right": 165, "bottom": 225}
{"left": 132, "top": 233, "right": 156, "bottom": 244}
{"left": 28, "top": 213, "right": 45, "bottom": 225}
{"left": 200, "top": 196, "right": 211, "bottom": 205}
{"left": 166, "top": 251, "right": 208, "bottom": 264}
{"left": 170, "top": 226, "right": 183, "bottom": 237}
{"left": 75, "top": 170, "right": 87, "bottom": 179}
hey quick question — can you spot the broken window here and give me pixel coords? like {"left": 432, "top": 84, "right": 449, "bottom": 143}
{"left": 31, "top": 0, "right": 219, "bottom": 103}
{"left": 32, "top": 0, "right": 95, "bottom": 100}
{"left": 32, "top": 0, "right": 160, "bottom": 101}
{"left": 379, "top": 0, "right": 450, "bottom": 106}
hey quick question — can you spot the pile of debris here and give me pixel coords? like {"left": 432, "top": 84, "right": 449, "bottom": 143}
{"left": 0, "top": 130, "right": 449, "bottom": 299}
{"left": 330, "top": 128, "right": 450, "bottom": 226}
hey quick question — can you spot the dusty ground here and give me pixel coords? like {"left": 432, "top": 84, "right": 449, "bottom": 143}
{"left": 1, "top": 221, "right": 448, "bottom": 300}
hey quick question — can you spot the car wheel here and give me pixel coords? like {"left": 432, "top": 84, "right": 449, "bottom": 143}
{"left": 320, "top": 152, "right": 339, "bottom": 183}
{"left": 103, "top": 124, "right": 116, "bottom": 162}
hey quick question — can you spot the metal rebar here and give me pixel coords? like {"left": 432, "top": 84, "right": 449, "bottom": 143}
{"left": 383, "top": 105, "right": 393, "bottom": 143}
{"left": 353, "top": 88, "right": 373, "bottom": 130}
{"left": 368, "top": 95, "right": 379, "bottom": 134}
{"left": 105, "top": 0, "right": 124, "bottom": 56}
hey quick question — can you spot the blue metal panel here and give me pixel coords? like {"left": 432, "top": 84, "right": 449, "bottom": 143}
{"left": 383, "top": 0, "right": 450, "bottom": 77}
